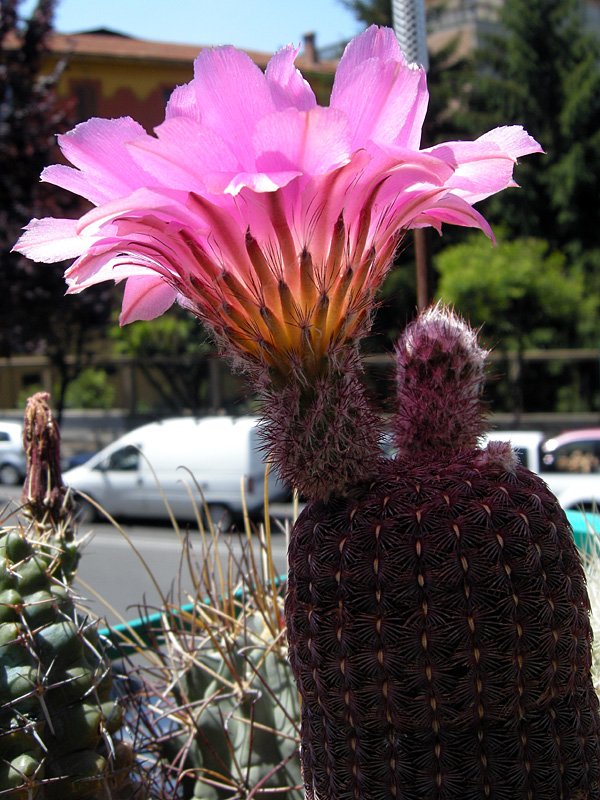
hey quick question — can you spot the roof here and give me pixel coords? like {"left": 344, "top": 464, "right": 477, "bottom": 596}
{"left": 32, "top": 29, "right": 338, "bottom": 74}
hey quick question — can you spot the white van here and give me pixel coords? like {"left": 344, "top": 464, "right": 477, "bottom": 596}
{"left": 62, "top": 416, "right": 288, "bottom": 528}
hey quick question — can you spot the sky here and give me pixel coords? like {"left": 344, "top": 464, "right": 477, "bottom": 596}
{"left": 20, "top": 0, "right": 364, "bottom": 54}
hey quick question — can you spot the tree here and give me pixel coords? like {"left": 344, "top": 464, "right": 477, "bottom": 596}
{"left": 339, "top": 0, "right": 393, "bottom": 26}
{"left": 435, "top": 233, "right": 596, "bottom": 416}
{"left": 460, "top": 0, "right": 600, "bottom": 257}
{"left": 109, "top": 307, "right": 228, "bottom": 416}
{"left": 0, "top": 0, "right": 113, "bottom": 417}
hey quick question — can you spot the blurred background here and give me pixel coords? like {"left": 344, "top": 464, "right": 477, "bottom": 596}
{"left": 1, "top": 0, "right": 600, "bottom": 461}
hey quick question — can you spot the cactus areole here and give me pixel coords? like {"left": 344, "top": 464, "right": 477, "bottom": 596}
{"left": 14, "top": 23, "right": 599, "bottom": 797}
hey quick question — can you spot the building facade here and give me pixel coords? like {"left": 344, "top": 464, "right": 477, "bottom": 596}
{"left": 42, "top": 29, "right": 337, "bottom": 129}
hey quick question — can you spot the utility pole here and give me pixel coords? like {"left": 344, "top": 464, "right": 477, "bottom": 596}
{"left": 391, "top": 0, "right": 432, "bottom": 311}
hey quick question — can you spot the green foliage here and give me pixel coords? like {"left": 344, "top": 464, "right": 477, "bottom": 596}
{"left": 110, "top": 306, "right": 218, "bottom": 414}
{"left": 435, "top": 234, "right": 589, "bottom": 351}
{"left": 435, "top": 234, "right": 599, "bottom": 414}
{"left": 63, "top": 367, "right": 116, "bottom": 410}
{"left": 16, "top": 370, "right": 116, "bottom": 411}
{"left": 110, "top": 309, "right": 199, "bottom": 359}
{"left": 339, "top": 0, "right": 392, "bottom": 26}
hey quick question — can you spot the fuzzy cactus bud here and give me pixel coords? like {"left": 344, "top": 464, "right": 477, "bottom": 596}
{"left": 394, "top": 303, "right": 488, "bottom": 454}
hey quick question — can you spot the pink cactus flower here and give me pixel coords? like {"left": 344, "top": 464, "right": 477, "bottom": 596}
{"left": 14, "top": 25, "right": 541, "bottom": 376}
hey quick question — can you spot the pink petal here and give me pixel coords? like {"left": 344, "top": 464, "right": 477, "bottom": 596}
{"left": 43, "top": 117, "right": 152, "bottom": 205}
{"left": 188, "top": 46, "right": 276, "bottom": 167}
{"left": 414, "top": 194, "right": 495, "bottom": 240}
{"left": 297, "top": 150, "right": 373, "bottom": 264}
{"left": 364, "top": 141, "right": 456, "bottom": 187}
{"left": 186, "top": 193, "right": 254, "bottom": 283}
{"left": 65, "top": 247, "right": 166, "bottom": 291}
{"left": 127, "top": 117, "right": 240, "bottom": 193}
{"left": 265, "top": 44, "right": 317, "bottom": 111}
{"left": 206, "top": 170, "right": 301, "bottom": 195}
{"left": 165, "top": 82, "right": 203, "bottom": 122}
{"left": 331, "top": 25, "right": 428, "bottom": 150}
{"left": 254, "top": 107, "right": 352, "bottom": 178}
{"left": 426, "top": 126, "right": 543, "bottom": 204}
{"left": 119, "top": 275, "right": 177, "bottom": 324}
{"left": 74, "top": 187, "right": 199, "bottom": 237}
{"left": 478, "top": 125, "right": 544, "bottom": 160}
{"left": 12, "top": 218, "right": 86, "bottom": 261}
{"left": 336, "top": 25, "right": 403, "bottom": 72}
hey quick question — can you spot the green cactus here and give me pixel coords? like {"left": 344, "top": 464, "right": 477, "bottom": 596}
{"left": 163, "top": 628, "right": 301, "bottom": 800}
{"left": 0, "top": 526, "right": 131, "bottom": 799}
{"left": 135, "top": 521, "right": 302, "bottom": 800}
{"left": 0, "top": 394, "right": 139, "bottom": 800}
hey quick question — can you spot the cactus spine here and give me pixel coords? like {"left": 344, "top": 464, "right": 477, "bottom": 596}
{"left": 0, "top": 394, "right": 137, "bottom": 799}
{"left": 283, "top": 306, "right": 600, "bottom": 799}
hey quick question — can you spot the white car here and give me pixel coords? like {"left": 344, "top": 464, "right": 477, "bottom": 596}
{"left": 540, "top": 429, "right": 600, "bottom": 511}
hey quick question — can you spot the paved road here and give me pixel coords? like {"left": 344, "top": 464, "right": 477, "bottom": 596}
{"left": 74, "top": 518, "right": 292, "bottom": 628}
{"left": 0, "top": 486, "right": 296, "bottom": 628}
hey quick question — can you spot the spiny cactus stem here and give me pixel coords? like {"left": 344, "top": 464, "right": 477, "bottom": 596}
{"left": 258, "top": 347, "right": 383, "bottom": 502}
{"left": 21, "top": 392, "right": 74, "bottom": 527}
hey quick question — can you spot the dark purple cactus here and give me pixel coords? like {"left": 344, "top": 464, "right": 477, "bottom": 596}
{"left": 285, "top": 305, "right": 600, "bottom": 799}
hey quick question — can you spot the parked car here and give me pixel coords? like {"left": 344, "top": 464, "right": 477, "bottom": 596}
{"left": 539, "top": 428, "right": 600, "bottom": 511}
{"left": 62, "top": 416, "right": 289, "bottom": 527}
{"left": 0, "top": 421, "right": 26, "bottom": 485}
{"left": 482, "top": 429, "right": 600, "bottom": 511}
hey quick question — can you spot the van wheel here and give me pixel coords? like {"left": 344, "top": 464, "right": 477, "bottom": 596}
{"left": 205, "top": 504, "right": 233, "bottom": 531}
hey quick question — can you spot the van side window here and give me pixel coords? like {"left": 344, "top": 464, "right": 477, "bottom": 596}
{"left": 543, "top": 441, "right": 600, "bottom": 474}
{"left": 104, "top": 445, "right": 140, "bottom": 471}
